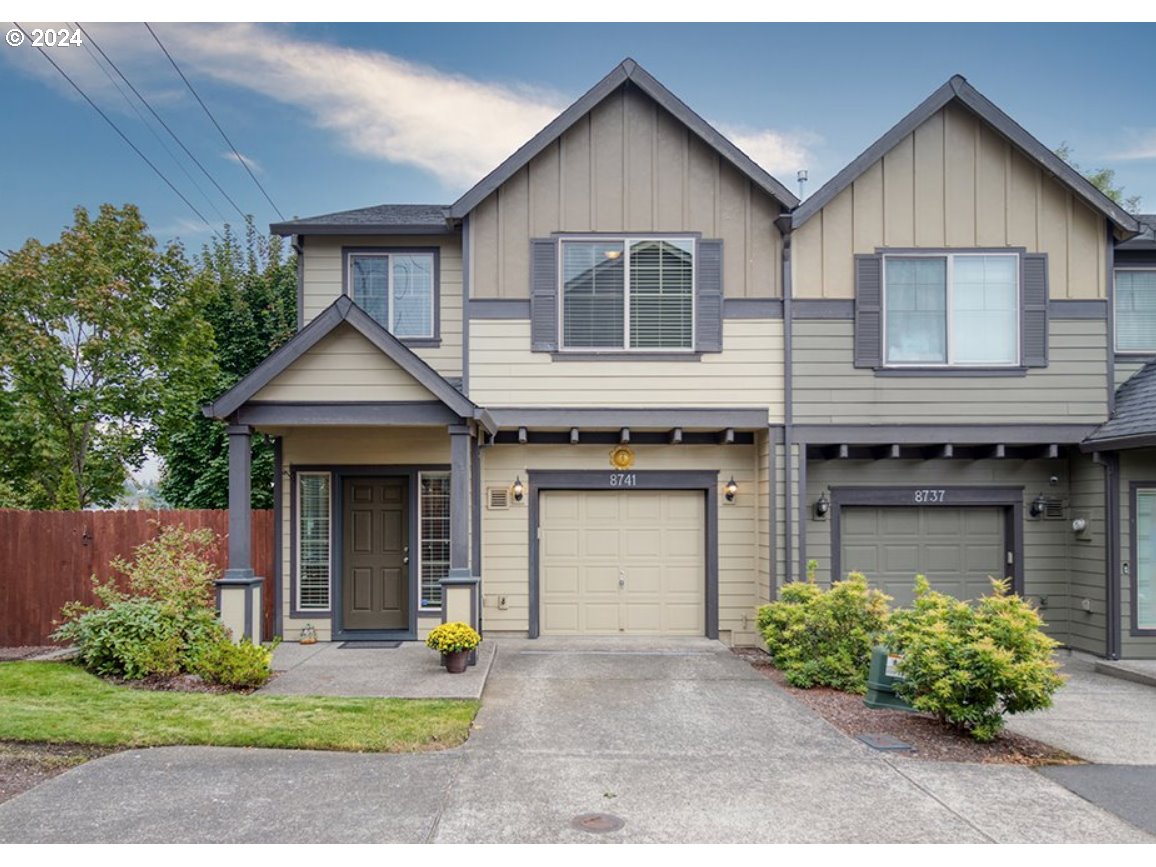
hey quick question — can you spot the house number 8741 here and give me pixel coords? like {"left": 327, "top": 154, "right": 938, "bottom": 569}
{"left": 609, "top": 473, "right": 637, "bottom": 487}
{"left": 913, "top": 489, "right": 946, "bottom": 503}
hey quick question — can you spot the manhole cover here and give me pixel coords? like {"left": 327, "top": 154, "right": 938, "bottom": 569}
{"left": 571, "top": 813, "right": 625, "bottom": 833}
{"left": 857, "top": 733, "right": 915, "bottom": 752}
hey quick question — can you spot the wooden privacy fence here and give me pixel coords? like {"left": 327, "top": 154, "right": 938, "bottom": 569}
{"left": 0, "top": 509, "right": 275, "bottom": 646}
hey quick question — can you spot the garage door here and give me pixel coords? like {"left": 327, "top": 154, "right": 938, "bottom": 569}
{"left": 840, "top": 506, "right": 1007, "bottom": 606}
{"left": 539, "top": 490, "right": 705, "bottom": 635}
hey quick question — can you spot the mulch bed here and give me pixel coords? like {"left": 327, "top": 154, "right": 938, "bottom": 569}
{"left": 0, "top": 742, "right": 119, "bottom": 806}
{"left": 734, "top": 649, "right": 1082, "bottom": 766}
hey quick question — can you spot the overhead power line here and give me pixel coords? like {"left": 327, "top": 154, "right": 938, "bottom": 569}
{"left": 144, "top": 22, "right": 285, "bottom": 220}
{"left": 76, "top": 23, "right": 249, "bottom": 225}
{"left": 14, "top": 22, "right": 220, "bottom": 240}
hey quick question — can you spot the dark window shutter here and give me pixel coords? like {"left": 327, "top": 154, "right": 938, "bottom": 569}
{"left": 1022, "top": 253, "right": 1048, "bottom": 368}
{"left": 696, "top": 239, "right": 723, "bottom": 353}
{"left": 530, "top": 238, "right": 558, "bottom": 352}
{"left": 853, "top": 254, "right": 883, "bottom": 368}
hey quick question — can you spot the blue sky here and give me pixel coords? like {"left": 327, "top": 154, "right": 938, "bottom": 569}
{"left": 3, "top": 22, "right": 1155, "bottom": 254}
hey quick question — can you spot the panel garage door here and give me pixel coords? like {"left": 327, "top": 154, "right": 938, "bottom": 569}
{"left": 540, "top": 490, "right": 705, "bottom": 635}
{"left": 841, "top": 507, "right": 1007, "bottom": 607}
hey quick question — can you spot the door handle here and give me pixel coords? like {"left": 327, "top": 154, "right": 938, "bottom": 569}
{"left": 403, "top": 556, "right": 409, "bottom": 565}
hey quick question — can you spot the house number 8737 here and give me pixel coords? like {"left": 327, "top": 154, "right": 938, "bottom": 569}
{"left": 913, "top": 489, "right": 946, "bottom": 503}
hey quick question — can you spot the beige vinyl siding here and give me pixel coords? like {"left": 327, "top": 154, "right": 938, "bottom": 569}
{"left": 1116, "top": 359, "right": 1150, "bottom": 390}
{"left": 804, "top": 458, "right": 1072, "bottom": 644}
{"left": 1120, "top": 451, "right": 1156, "bottom": 658}
{"left": 480, "top": 443, "right": 760, "bottom": 646}
{"left": 469, "top": 83, "right": 782, "bottom": 300}
{"left": 274, "top": 427, "right": 452, "bottom": 642}
{"left": 793, "top": 103, "right": 1107, "bottom": 300}
{"left": 300, "top": 234, "right": 463, "bottom": 378}
{"left": 251, "top": 323, "right": 437, "bottom": 404}
{"left": 468, "top": 318, "right": 784, "bottom": 422}
{"left": 791, "top": 318, "right": 1108, "bottom": 424}
{"left": 1067, "top": 450, "right": 1108, "bottom": 655}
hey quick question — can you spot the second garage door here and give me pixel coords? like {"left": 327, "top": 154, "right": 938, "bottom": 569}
{"left": 539, "top": 490, "right": 705, "bottom": 636}
{"left": 840, "top": 506, "right": 1008, "bottom": 606}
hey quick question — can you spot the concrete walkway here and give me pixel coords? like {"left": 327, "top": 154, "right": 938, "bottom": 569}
{"left": 0, "top": 638, "right": 1150, "bottom": 843}
{"left": 259, "top": 639, "right": 495, "bottom": 699}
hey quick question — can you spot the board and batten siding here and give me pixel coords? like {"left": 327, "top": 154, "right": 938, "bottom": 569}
{"left": 251, "top": 324, "right": 437, "bottom": 404}
{"left": 792, "top": 103, "right": 1106, "bottom": 300}
{"left": 791, "top": 318, "right": 1108, "bottom": 424}
{"left": 300, "top": 234, "right": 463, "bottom": 379}
{"left": 804, "top": 458, "right": 1073, "bottom": 645}
{"left": 1120, "top": 451, "right": 1156, "bottom": 658}
{"left": 469, "top": 83, "right": 783, "bottom": 300}
{"left": 468, "top": 319, "right": 784, "bottom": 423}
{"left": 479, "top": 443, "right": 761, "bottom": 646}
{"left": 1067, "top": 450, "right": 1108, "bottom": 655}
{"left": 276, "top": 427, "right": 452, "bottom": 642}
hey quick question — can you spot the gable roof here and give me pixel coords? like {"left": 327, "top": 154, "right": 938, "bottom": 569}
{"left": 448, "top": 58, "right": 799, "bottom": 220}
{"left": 1118, "top": 214, "right": 1156, "bottom": 251}
{"left": 792, "top": 75, "right": 1140, "bottom": 237}
{"left": 270, "top": 204, "right": 451, "bottom": 237}
{"left": 203, "top": 295, "right": 478, "bottom": 422}
{"left": 1082, "top": 361, "right": 1156, "bottom": 451}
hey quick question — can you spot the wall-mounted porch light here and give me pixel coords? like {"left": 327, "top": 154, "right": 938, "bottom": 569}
{"left": 724, "top": 477, "right": 738, "bottom": 504}
{"left": 1029, "top": 494, "right": 1047, "bottom": 519}
{"left": 512, "top": 476, "right": 524, "bottom": 503}
{"left": 814, "top": 492, "right": 830, "bottom": 520}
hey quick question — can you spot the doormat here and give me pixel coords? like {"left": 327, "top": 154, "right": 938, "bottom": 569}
{"left": 339, "top": 641, "right": 402, "bottom": 649}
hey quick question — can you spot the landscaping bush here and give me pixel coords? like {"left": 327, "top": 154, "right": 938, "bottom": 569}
{"left": 54, "top": 525, "right": 227, "bottom": 680}
{"left": 194, "top": 639, "right": 274, "bottom": 689}
{"left": 886, "top": 575, "right": 1065, "bottom": 742}
{"left": 756, "top": 573, "right": 891, "bottom": 693}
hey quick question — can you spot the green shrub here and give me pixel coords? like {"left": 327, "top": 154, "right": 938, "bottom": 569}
{"left": 756, "top": 573, "right": 891, "bottom": 693}
{"left": 886, "top": 575, "right": 1065, "bottom": 742}
{"left": 54, "top": 524, "right": 227, "bottom": 680}
{"left": 194, "top": 639, "right": 274, "bottom": 689}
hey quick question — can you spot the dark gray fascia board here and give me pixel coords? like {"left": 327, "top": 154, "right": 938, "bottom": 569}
{"left": 474, "top": 408, "right": 498, "bottom": 437}
{"left": 235, "top": 402, "right": 462, "bottom": 427}
{"left": 270, "top": 222, "right": 454, "bottom": 237}
{"left": 449, "top": 58, "right": 798, "bottom": 220}
{"left": 484, "top": 406, "right": 770, "bottom": 431}
{"left": 792, "top": 75, "right": 1139, "bottom": 237}
{"left": 203, "top": 295, "right": 477, "bottom": 420}
{"left": 792, "top": 423, "right": 1097, "bottom": 446}
{"left": 1080, "top": 433, "right": 1156, "bottom": 452}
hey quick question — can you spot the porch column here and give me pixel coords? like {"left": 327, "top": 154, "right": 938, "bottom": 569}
{"left": 216, "top": 424, "right": 264, "bottom": 643}
{"left": 442, "top": 423, "right": 480, "bottom": 663}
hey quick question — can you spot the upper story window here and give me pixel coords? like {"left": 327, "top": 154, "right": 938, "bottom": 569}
{"left": 559, "top": 237, "right": 694, "bottom": 352}
{"left": 347, "top": 250, "right": 436, "bottom": 340}
{"left": 884, "top": 253, "right": 1019, "bottom": 367}
{"left": 1116, "top": 269, "right": 1156, "bottom": 353}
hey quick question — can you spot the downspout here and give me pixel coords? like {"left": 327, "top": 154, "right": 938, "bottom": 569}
{"left": 781, "top": 219, "right": 794, "bottom": 587}
{"left": 1094, "top": 450, "right": 1122, "bottom": 660}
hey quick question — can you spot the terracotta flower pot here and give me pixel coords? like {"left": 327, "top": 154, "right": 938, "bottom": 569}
{"left": 445, "top": 650, "right": 470, "bottom": 673}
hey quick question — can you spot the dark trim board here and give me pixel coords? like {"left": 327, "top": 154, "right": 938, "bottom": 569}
{"left": 491, "top": 430, "right": 755, "bottom": 446}
{"left": 236, "top": 402, "right": 463, "bottom": 427}
{"left": 273, "top": 436, "right": 283, "bottom": 639}
{"left": 723, "top": 298, "right": 783, "bottom": 319}
{"left": 1128, "top": 481, "right": 1156, "bottom": 638}
{"left": 827, "top": 485, "right": 1025, "bottom": 596}
{"left": 468, "top": 299, "right": 531, "bottom": 319}
{"left": 288, "top": 464, "right": 451, "bottom": 639}
{"left": 469, "top": 297, "right": 784, "bottom": 321}
{"left": 793, "top": 423, "right": 1097, "bottom": 446}
{"left": 1051, "top": 299, "right": 1109, "bottom": 320}
{"left": 527, "top": 470, "right": 720, "bottom": 640}
{"left": 486, "top": 407, "right": 771, "bottom": 430}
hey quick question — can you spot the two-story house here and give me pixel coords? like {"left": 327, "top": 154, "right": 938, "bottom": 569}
{"left": 205, "top": 59, "right": 1153, "bottom": 661}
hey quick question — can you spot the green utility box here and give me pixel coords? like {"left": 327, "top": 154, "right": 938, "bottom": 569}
{"left": 864, "top": 645, "right": 916, "bottom": 712}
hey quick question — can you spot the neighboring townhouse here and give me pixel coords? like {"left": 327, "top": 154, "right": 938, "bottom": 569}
{"left": 205, "top": 59, "right": 1153, "bottom": 660}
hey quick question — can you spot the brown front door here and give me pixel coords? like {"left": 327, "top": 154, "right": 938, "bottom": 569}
{"left": 343, "top": 477, "right": 409, "bottom": 631}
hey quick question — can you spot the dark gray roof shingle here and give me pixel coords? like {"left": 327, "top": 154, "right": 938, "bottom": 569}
{"left": 271, "top": 204, "right": 450, "bottom": 235}
{"left": 1084, "top": 360, "right": 1156, "bottom": 449}
{"left": 1118, "top": 214, "right": 1156, "bottom": 250}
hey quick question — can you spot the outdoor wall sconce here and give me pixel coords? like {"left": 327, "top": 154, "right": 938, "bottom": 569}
{"left": 814, "top": 492, "right": 830, "bottom": 520}
{"left": 1029, "top": 494, "right": 1047, "bottom": 518}
{"left": 1071, "top": 517, "right": 1088, "bottom": 534}
{"left": 724, "top": 477, "right": 738, "bottom": 503}
{"left": 512, "top": 476, "right": 524, "bottom": 503}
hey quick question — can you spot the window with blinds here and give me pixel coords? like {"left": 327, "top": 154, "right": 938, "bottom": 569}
{"left": 419, "top": 472, "right": 451, "bottom": 610}
{"left": 348, "top": 251, "right": 435, "bottom": 339}
{"left": 297, "top": 473, "right": 331, "bottom": 611}
{"left": 1116, "top": 270, "right": 1156, "bottom": 352}
{"left": 560, "top": 237, "right": 694, "bottom": 351}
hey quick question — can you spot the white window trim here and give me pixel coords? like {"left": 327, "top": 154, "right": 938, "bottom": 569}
{"left": 882, "top": 251, "right": 1021, "bottom": 368}
{"left": 556, "top": 235, "right": 697, "bottom": 354}
{"left": 347, "top": 251, "right": 435, "bottom": 340}
{"left": 296, "top": 471, "right": 332, "bottom": 613}
{"left": 1114, "top": 268, "right": 1156, "bottom": 355}
{"left": 418, "top": 470, "right": 450, "bottom": 613}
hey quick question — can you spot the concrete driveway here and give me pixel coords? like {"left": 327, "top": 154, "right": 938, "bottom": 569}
{"left": 0, "top": 638, "right": 1150, "bottom": 843}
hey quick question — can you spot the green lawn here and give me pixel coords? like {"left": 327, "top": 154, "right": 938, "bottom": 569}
{"left": 0, "top": 662, "right": 478, "bottom": 752}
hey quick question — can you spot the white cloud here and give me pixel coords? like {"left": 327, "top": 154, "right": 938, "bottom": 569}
{"left": 223, "top": 151, "right": 262, "bottom": 174}
{"left": 719, "top": 124, "right": 819, "bottom": 178}
{"left": 1110, "top": 130, "right": 1156, "bottom": 161}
